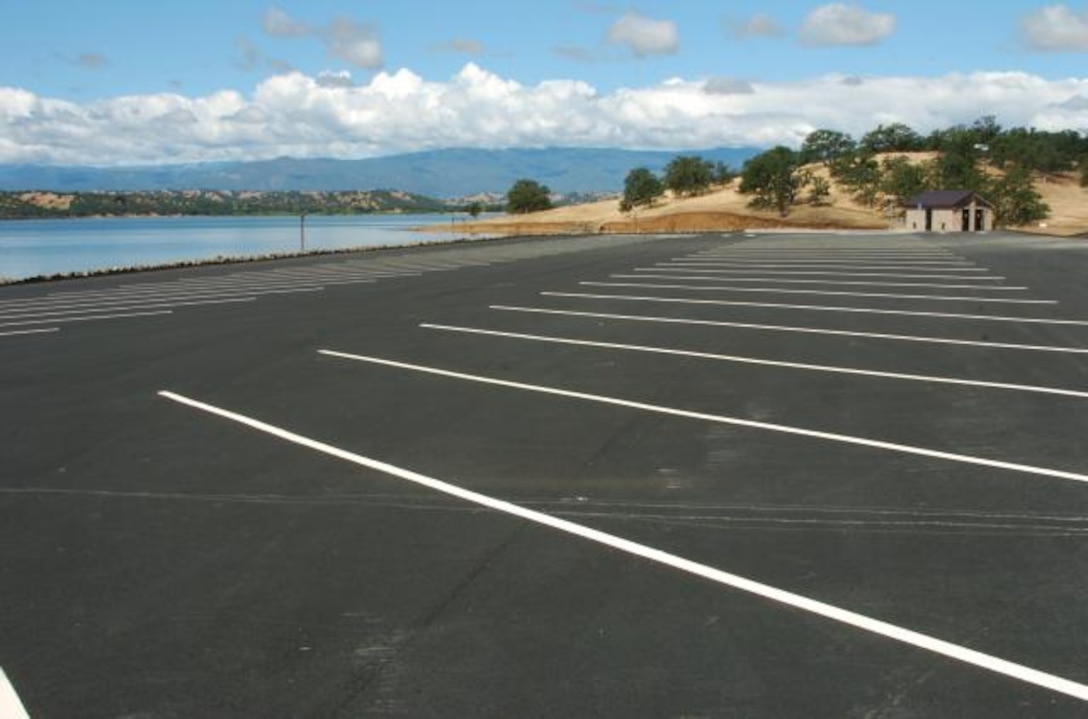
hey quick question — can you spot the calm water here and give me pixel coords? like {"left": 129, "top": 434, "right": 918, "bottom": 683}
{"left": 0, "top": 214, "right": 480, "bottom": 282}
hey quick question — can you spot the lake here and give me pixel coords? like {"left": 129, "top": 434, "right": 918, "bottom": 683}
{"left": 0, "top": 214, "right": 483, "bottom": 282}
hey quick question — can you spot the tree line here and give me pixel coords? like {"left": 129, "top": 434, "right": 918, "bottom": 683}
{"left": 742, "top": 117, "right": 1087, "bottom": 225}
{"left": 0, "top": 189, "right": 455, "bottom": 219}
{"left": 590, "top": 116, "right": 1086, "bottom": 227}
{"left": 503, "top": 157, "right": 737, "bottom": 215}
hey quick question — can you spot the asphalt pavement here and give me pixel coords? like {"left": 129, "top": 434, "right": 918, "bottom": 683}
{"left": 3, "top": 230, "right": 1088, "bottom": 717}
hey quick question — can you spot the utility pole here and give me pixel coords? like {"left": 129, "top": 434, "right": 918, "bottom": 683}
{"left": 299, "top": 212, "right": 307, "bottom": 252}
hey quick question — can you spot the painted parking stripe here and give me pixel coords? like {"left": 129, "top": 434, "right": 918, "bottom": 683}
{"left": 658, "top": 262, "right": 991, "bottom": 272}
{"left": 320, "top": 349, "right": 1088, "bottom": 484}
{"left": 421, "top": 323, "right": 1088, "bottom": 399}
{"left": 0, "top": 668, "right": 30, "bottom": 719}
{"left": 0, "top": 288, "right": 324, "bottom": 317}
{"left": 580, "top": 282, "right": 1055, "bottom": 305}
{"left": 695, "top": 252, "right": 962, "bottom": 259}
{"left": 611, "top": 274, "right": 1031, "bottom": 291}
{"left": 159, "top": 389, "right": 1088, "bottom": 703}
{"left": 633, "top": 268, "right": 1006, "bottom": 281}
{"left": 0, "top": 327, "right": 60, "bottom": 338}
{"left": 694, "top": 251, "right": 960, "bottom": 258}
{"left": 490, "top": 305, "right": 1088, "bottom": 355}
{"left": 0, "top": 310, "right": 174, "bottom": 328}
{"left": 544, "top": 292, "right": 1088, "bottom": 327}
{"left": 692, "top": 255, "right": 965, "bottom": 262}
{"left": 0, "top": 297, "right": 263, "bottom": 322}
{"left": 0, "top": 283, "right": 333, "bottom": 308}
{"left": 676, "top": 259, "right": 979, "bottom": 267}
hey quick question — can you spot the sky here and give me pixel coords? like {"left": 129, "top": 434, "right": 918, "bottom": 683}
{"left": 1, "top": 1, "right": 1088, "bottom": 166}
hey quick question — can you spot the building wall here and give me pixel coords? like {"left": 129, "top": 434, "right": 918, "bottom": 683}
{"left": 905, "top": 203, "right": 992, "bottom": 232}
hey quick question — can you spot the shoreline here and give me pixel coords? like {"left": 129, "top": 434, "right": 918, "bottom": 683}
{"left": 0, "top": 232, "right": 504, "bottom": 287}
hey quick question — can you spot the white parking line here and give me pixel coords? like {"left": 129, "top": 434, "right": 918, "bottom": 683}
{"left": 611, "top": 274, "right": 1030, "bottom": 291}
{"left": 419, "top": 323, "right": 1088, "bottom": 399}
{"left": 0, "top": 297, "right": 261, "bottom": 322}
{"left": 490, "top": 305, "right": 1088, "bottom": 355}
{"left": 677, "top": 259, "right": 978, "bottom": 267}
{"left": 0, "top": 310, "right": 174, "bottom": 328}
{"left": 320, "top": 349, "right": 1088, "bottom": 484}
{"left": 658, "top": 262, "right": 991, "bottom": 272}
{"left": 0, "top": 327, "right": 60, "bottom": 338}
{"left": 0, "top": 282, "right": 330, "bottom": 308}
{"left": 0, "top": 668, "right": 30, "bottom": 719}
{"left": 633, "top": 268, "right": 1006, "bottom": 281}
{"left": 159, "top": 389, "right": 1088, "bottom": 703}
{"left": 0, "top": 289, "right": 322, "bottom": 318}
{"left": 694, "top": 252, "right": 959, "bottom": 259}
{"left": 580, "top": 282, "right": 1055, "bottom": 305}
{"left": 543, "top": 292, "right": 1088, "bottom": 327}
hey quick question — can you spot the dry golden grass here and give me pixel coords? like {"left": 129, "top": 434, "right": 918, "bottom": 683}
{"left": 456, "top": 152, "right": 1088, "bottom": 238}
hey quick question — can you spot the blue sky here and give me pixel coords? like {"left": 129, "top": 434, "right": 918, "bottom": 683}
{"left": 2, "top": 2, "right": 1087, "bottom": 165}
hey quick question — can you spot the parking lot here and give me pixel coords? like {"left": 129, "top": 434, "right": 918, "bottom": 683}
{"left": 3, "top": 230, "right": 1088, "bottom": 717}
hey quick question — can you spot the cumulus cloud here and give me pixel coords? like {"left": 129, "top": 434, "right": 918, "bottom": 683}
{"left": 607, "top": 12, "right": 680, "bottom": 57}
{"left": 262, "top": 7, "right": 383, "bottom": 70}
{"left": 315, "top": 70, "right": 355, "bottom": 89}
{"left": 1022, "top": 5, "right": 1088, "bottom": 51}
{"left": 703, "top": 77, "right": 755, "bottom": 95}
{"left": 432, "top": 38, "right": 485, "bottom": 56}
{"left": 263, "top": 7, "right": 312, "bottom": 38}
{"left": 327, "top": 18, "right": 382, "bottom": 69}
{"left": 729, "top": 14, "right": 785, "bottom": 39}
{"left": 2, "top": 66, "right": 1088, "bottom": 165}
{"left": 800, "top": 3, "right": 896, "bottom": 47}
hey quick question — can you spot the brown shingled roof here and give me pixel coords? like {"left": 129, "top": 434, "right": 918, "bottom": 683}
{"left": 906, "top": 190, "right": 993, "bottom": 209}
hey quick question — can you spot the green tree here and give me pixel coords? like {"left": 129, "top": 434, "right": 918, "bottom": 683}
{"left": 506, "top": 179, "right": 552, "bottom": 214}
{"left": 739, "top": 146, "right": 807, "bottom": 216}
{"left": 622, "top": 167, "right": 664, "bottom": 210}
{"left": 929, "top": 128, "right": 985, "bottom": 191}
{"left": 832, "top": 151, "right": 883, "bottom": 207}
{"left": 807, "top": 174, "right": 832, "bottom": 206}
{"left": 988, "top": 166, "right": 1049, "bottom": 227}
{"left": 800, "top": 129, "right": 856, "bottom": 166}
{"left": 860, "top": 123, "right": 922, "bottom": 153}
{"left": 664, "top": 155, "right": 715, "bottom": 197}
{"left": 880, "top": 156, "right": 928, "bottom": 206}
{"left": 466, "top": 201, "right": 483, "bottom": 219}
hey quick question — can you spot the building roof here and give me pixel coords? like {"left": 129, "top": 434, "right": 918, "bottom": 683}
{"left": 907, "top": 190, "right": 993, "bottom": 209}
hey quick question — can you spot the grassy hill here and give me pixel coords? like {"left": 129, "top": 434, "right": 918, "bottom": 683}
{"left": 458, "top": 153, "right": 1088, "bottom": 237}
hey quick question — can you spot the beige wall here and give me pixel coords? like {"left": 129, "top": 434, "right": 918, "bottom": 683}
{"left": 905, "top": 202, "right": 992, "bottom": 232}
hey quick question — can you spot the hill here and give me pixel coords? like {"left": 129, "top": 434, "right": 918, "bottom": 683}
{"left": 0, "top": 147, "right": 760, "bottom": 197}
{"left": 0, "top": 189, "right": 451, "bottom": 219}
{"left": 456, "top": 153, "right": 1088, "bottom": 237}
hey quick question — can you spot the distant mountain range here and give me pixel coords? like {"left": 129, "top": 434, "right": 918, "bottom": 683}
{"left": 0, "top": 147, "right": 761, "bottom": 198}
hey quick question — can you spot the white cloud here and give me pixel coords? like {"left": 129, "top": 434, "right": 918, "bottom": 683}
{"left": 800, "top": 4, "right": 896, "bottom": 47}
{"left": 262, "top": 9, "right": 383, "bottom": 70}
{"left": 263, "top": 7, "right": 312, "bottom": 38}
{"left": 432, "top": 38, "right": 485, "bottom": 56}
{"left": 1022, "top": 5, "right": 1088, "bottom": 51}
{"left": 607, "top": 12, "right": 680, "bottom": 57}
{"left": 703, "top": 77, "right": 755, "bottom": 95}
{"left": 315, "top": 70, "right": 355, "bottom": 89}
{"left": 327, "top": 18, "right": 383, "bottom": 69}
{"left": 2, "top": 67, "right": 1087, "bottom": 165}
{"left": 730, "top": 14, "right": 784, "bottom": 39}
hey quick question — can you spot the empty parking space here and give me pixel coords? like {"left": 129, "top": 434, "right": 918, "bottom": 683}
{"left": 4, "top": 231, "right": 1088, "bottom": 717}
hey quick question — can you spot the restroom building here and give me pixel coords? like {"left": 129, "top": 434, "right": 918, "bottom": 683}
{"left": 905, "top": 190, "right": 993, "bottom": 232}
